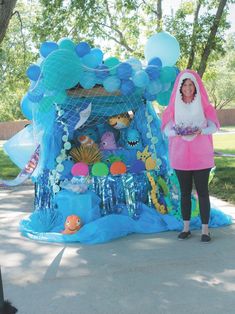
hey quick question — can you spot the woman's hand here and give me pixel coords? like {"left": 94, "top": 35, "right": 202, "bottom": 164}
{"left": 195, "top": 128, "right": 202, "bottom": 135}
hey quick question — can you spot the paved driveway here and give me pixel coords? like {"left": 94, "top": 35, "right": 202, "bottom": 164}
{"left": 0, "top": 184, "right": 235, "bottom": 314}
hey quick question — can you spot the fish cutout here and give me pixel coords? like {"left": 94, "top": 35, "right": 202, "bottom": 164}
{"left": 74, "top": 103, "right": 92, "bottom": 130}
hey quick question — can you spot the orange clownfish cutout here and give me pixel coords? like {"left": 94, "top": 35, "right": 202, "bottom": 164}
{"left": 62, "top": 215, "right": 82, "bottom": 235}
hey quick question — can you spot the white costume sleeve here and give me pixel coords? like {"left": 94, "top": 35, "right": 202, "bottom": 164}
{"left": 201, "top": 119, "right": 218, "bottom": 135}
{"left": 163, "top": 120, "right": 177, "bottom": 137}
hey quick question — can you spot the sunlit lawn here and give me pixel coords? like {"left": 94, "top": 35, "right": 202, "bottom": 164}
{"left": 0, "top": 147, "right": 20, "bottom": 179}
{"left": 213, "top": 133, "right": 235, "bottom": 155}
{"left": 210, "top": 130, "right": 235, "bottom": 204}
{"left": 210, "top": 157, "right": 235, "bottom": 204}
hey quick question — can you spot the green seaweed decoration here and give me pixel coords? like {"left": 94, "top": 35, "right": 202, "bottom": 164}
{"left": 157, "top": 176, "right": 169, "bottom": 196}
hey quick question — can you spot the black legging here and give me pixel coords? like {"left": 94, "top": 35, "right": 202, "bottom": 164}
{"left": 175, "top": 168, "right": 211, "bottom": 224}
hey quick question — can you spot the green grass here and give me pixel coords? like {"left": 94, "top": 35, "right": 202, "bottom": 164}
{"left": 213, "top": 133, "right": 235, "bottom": 155}
{"left": 210, "top": 157, "right": 235, "bottom": 204}
{"left": 205, "top": 132, "right": 235, "bottom": 204}
{"left": 0, "top": 148, "right": 20, "bottom": 179}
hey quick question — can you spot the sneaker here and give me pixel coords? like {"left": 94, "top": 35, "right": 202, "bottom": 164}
{"left": 201, "top": 233, "right": 211, "bottom": 243}
{"left": 178, "top": 231, "right": 191, "bottom": 240}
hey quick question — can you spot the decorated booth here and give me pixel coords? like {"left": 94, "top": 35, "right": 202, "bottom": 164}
{"left": 0, "top": 32, "right": 231, "bottom": 244}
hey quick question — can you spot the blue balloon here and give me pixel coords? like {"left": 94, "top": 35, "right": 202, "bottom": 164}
{"left": 58, "top": 38, "right": 75, "bottom": 51}
{"left": 95, "top": 65, "right": 109, "bottom": 79}
{"left": 174, "top": 66, "right": 180, "bottom": 76}
{"left": 26, "top": 64, "right": 41, "bottom": 81}
{"left": 144, "top": 91, "right": 157, "bottom": 101}
{"left": 79, "top": 71, "right": 96, "bottom": 89}
{"left": 145, "top": 65, "right": 160, "bottom": 80}
{"left": 156, "top": 90, "right": 172, "bottom": 106}
{"left": 27, "top": 91, "right": 44, "bottom": 103}
{"left": 40, "top": 41, "right": 58, "bottom": 58}
{"left": 161, "top": 82, "right": 171, "bottom": 92}
{"left": 21, "top": 95, "right": 34, "bottom": 120}
{"left": 75, "top": 42, "right": 91, "bottom": 57}
{"left": 132, "top": 70, "right": 149, "bottom": 88}
{"left": 160, "top": 66, "right": 177, "bottom": 84}
{"left": 126, "top": 58, "right": 142, "bottom": 71}
{"left": 95, "top": 77, "right": 104, "bottom": 85}
{"left": 144, "top": 32, "right": 180, "bottom": 66}
{"left": 42, "top": 49, "right": 82, "bottom": 90}
{"left": 103, "top": 76, "right": 121, "bottom": 93}
{"left": 27, "top": 80, "right": 45, "bottom": 103}
{"left": 104, "top": 57, "right": 120, "bottom": 75}
{"left": 117, "top": 62, "right": 132, "bottom": 80}
{"left": 90, "top": 48, "right": 103, "bottom": 65}
{"left": 120, "top": 79, "right": 135, "bottom": 95}
{"left": 82, "top": 52, "right": 100, "bottom": 69}
{"left": 146, "top": 80, "right": 162, "bottom": 95}
{"left": 148, "top": 57, "right": 162, "bottom": 68}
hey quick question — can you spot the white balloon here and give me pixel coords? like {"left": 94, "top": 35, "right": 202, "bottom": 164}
{"left": 144, "top": 32, "right": 180, "bottom": 66}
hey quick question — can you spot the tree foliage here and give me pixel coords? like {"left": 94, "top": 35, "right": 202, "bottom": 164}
{"left": 204, "top": 34, "right": 235, "bottom": 109}
{"left": 165, "top": 0, "right": 232, "bottom": 75}
{"left": 0, "top": 0, "right": 38, "bottom": 121}
{"left": 0, "top": 0, "right": 234, "bottom": 121}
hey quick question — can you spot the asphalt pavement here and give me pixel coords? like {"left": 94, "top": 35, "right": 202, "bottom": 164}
{"left": 0, "top": 183, "right": 235, "bottom": 314}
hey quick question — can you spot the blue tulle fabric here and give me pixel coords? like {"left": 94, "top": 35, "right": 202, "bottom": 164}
{"left": 20, "top": 202, "right": 232, "bottom": 244}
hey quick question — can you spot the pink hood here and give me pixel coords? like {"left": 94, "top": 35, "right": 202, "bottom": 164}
{"left": 161, "top": 69, "right": 220, "bottom": 129}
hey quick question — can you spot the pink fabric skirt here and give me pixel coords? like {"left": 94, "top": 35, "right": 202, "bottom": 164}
{"left": 168, "top": 134, "right": 215, "bottom": 170}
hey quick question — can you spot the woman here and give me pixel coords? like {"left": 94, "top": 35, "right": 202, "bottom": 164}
{"left": 161, "top": 69, "right": 220, "bottom": 243}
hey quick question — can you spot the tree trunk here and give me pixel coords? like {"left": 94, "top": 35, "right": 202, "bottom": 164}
{"left": 187, "top": 0, "right": 202, "bottom": 69}
{"left": 156, "top": 0, "right": 162, "bottom": 32}
{"left": 197, "top": 0, "right": 228, "bottom": 77}
{"left": 0, "top": 0, "right": 18, "bottom": 44}
{"left": 142, "top": 0, "right": 162, "bottom": 31}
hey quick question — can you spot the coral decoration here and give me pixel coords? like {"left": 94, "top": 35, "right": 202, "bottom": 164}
{"left": 110, "top": 161, "right": 127, "bottom": 175}
{"left": 69, "top": 144, "right": 102, "bottom": 165}
{"left": 62, "top": 215, "right": 82, "bottom": 234}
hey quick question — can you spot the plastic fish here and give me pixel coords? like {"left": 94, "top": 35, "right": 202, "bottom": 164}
{"left": 125, "top": 128, "right": 143, "bottom": 150}
{"left": 108, "top": 113, "right": 131, "bottom": 129}
{"left": 62, "top": 215, "right": 82, "bottom": 235}
{"left": 100, "top": 131, "right": 117, "bottom": 150}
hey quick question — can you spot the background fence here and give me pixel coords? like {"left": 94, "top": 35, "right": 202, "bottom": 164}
{"left": 0, "top": 109, "right": 234, "bottom": 140}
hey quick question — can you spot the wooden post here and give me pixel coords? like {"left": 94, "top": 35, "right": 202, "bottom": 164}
{"left": 0, "top": 267, "right": 4, "bottom": 309}
{"left": 0, "top": 267, "right": 18, "bottom": 313}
